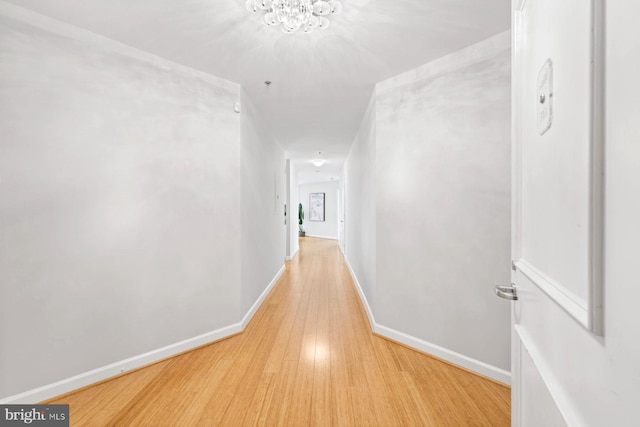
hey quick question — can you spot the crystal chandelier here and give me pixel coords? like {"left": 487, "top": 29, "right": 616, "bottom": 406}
{"left": 245, "top": 0, "right": 343, "bottom": 34}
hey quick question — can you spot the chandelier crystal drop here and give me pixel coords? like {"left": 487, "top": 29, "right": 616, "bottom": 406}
{"left": 245, "top": 0, "right": 342, "bottom": 34}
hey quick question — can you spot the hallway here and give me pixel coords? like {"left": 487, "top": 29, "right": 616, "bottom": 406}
{"left": 47, "top": 237, "right": 510, "bottom": 426}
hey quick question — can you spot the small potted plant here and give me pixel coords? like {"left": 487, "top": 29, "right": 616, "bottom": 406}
{"left": 298, "top": 203, "right": 305, "bottom": 237}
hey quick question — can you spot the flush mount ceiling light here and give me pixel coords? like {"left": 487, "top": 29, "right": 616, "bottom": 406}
{"left": 245, "top": 0, "right": 342, "bottom": 34}
{"left": 311, "top": 159, "right": 326, "bottom": 167}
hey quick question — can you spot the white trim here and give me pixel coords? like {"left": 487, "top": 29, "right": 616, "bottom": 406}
{"left": 304, "top": 234, "right": 337, "bottom": 240}
{"left": 344, "top": 255, "right": 510, "bottom": 385}
{"left": 377, "top": 324, "right": 511, "bottom": 385}
{"left": 0, "top": 324, "right": 242, "bottom": 404}
{"left": 511, "top": 307, "right": 523, "bottom": 427}
{"left": 343, "top": 256, "right": 376, "bottom": 327}
{"left": 241, "top": 265, "right": 285, "bottom": 329}
{"left": 588, "top": 0, "right": 605, "bottom": 336}
{"left": 515, "top": 259, "right": 589, "bottom": 326}
{"left": 1, "top": 265, "right": 286, "bottom": 404}
{"left": 511, "top": 4, "right": 524, "bottom": 424}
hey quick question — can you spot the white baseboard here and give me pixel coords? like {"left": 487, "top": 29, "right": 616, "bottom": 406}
{"left": 241, "top": 265, "right": 285, "bottom": 329}
{"left": 285, "top": 247, "right": 298, "bottom": 261}
{"left": 1, "top": 265, "right": 286, "bottom": 404}
{"left": 376, "top": 324, "right": 511, "bottom": 385}
{"left": 343, "top": 255, "right": 511, "bottom": 386}
{"left": 0, "top": 324, "right": 242, "bottom": 404}
{"left": 304, "top": 234, "right": 337, "bottom": 240}
{"left": 343, "top": 257, "right": 376, "bottom": 327}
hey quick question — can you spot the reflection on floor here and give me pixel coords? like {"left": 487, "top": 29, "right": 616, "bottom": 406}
{"left": 48, "top": 237, "right": 510, "bottom": 426}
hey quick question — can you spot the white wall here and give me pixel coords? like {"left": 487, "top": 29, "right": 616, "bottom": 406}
{"left": 299, "top": 181, "right": 339, "bottom": 239}
{"left": 0, "top": 4, "right": 242, "bottom": 398}
{"left": 343, "top": 93, "right": 377, "bottom": 313}
{"left": 375, "top": 32, "right": 511, "bottom": 373}
{"left": 0, "top": 4, "right": 285, "bottom": 401}
{"left": 286, "top": 160, "right": 299, "bottom": 259}
{"left": 240, "top": 90, "right": 285, "bottom": 314}
{"left": 343, "top": 33, "right": 511, "bottom": 382}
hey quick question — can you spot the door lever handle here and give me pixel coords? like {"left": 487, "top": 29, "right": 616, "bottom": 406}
{"left": 495, "top": 284, "right": 518, "bottom": 300}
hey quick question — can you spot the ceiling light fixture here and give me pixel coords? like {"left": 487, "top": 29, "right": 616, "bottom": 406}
{"left": 245, "top": 0, "right": 342, "bottom": 34}
{"left": 311, "top": 159, "right": 326, "bottom": 167}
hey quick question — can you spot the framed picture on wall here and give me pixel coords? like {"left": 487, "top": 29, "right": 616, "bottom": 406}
{"left": 309, "top": 192, "right": 325, "bottom": 222}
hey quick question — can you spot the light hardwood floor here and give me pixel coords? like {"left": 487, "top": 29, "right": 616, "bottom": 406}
{"left": 47, "top": 237, "right": 510, "bottom": 426}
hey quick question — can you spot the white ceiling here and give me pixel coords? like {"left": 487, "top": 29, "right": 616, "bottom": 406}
{"left": 6, "top": 0, "right": 510, "bottom": 183}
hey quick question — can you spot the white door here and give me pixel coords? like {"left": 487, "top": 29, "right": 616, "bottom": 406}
{"left": 504, "top": 0, "right": 604, "bottom": 425}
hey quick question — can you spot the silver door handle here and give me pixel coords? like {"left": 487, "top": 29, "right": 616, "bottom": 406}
{"left": 495, "top": 284, "right": 518, "bottom": 300}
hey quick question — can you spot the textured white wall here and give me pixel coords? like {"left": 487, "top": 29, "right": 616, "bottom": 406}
{"left": 240, "top": 90, "right": 285, "bottom": 313}
{"left": 375, "top": 32, "right": 512, "bottom": 371}
{"left": 343, "top": 93, "right": 377, "bottom": 312}
{"left": 0, "top": 6, "right": 243, "bottom": 398}
{"left": 299, "top": 181, "right": 339, "bottom": 239}
{"left": 287, "top": 160, "right": 299, "bottom": 259}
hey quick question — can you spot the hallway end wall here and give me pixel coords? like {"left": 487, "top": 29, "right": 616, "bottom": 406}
{"left": 299, "top": 181, "right": 339, "bottom": 240}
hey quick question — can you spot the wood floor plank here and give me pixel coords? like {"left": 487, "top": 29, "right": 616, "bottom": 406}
{"left": 45, "top": 237, "right": 510, "bottom": 426}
